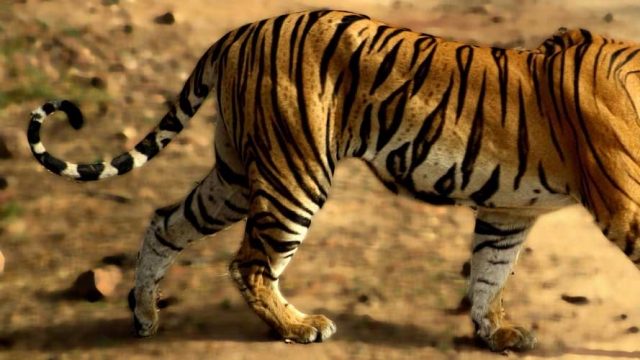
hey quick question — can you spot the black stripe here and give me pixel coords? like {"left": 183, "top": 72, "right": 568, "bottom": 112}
{"left": 470, "top": 165, "right": 500, "bottom": 205}
{"left": 42, "top": 102, "right": 55, "bottom": 115}
{"left": 77, "top": 163, "right": 105, "bottom": 181}
{"left": 592, "top": 42, "right": 607, "bottom": 85}
{"left": 244, "top": 218, "right": 267, "bottom": 255}
{"left": 488, "top": 259, "right": 511, "bottom": 265}
{"left": 434, "top": 164, "right": 456, "bottom": 196}
{"left": 158, "top": 106, "right": 183, "bottom": 133}
{"left": 472, "top": 239, "right": 523, "bottom": 254}
{"left": 216, "top": 153, "right": 247, "bottom": 187}
{"left": 538, "top": 162, "right": 560, "bottom": 194}
{"left": 224, "top": 199, "right": 248, "bottom": 214}
{"left": 514, "top": 85, "right": 529, "bottom": 190}
{"left": 408, "top": 36, "right": 434, "bottom": 69}
{"left": 27, "top": 120, "right": 41, "bottom": 144}
{"left": 491, "top": 48, "right": 509, "bottom": 126}
{"left": 474, "top": 219, "right": 526, "bottom": 237}
{"left": 455, "top": 46, "right": 474, "bottom": 120}
{"left": 476, "top": 278, "right": 498, "bottom": 286}
{"left": 179, "top": 84, "right": 195, "bottom": 117}
{"left": 320, "top": 14, "right": 365, "bottom": 91}
{"left": 376, "top": 28, "right": 405, "bottom": 52}
{"left": 409, "top": 75, "right": 453, "bottom": 170}
{"left": 252, "top": 211, "right": 299, "bottom": 235}
{"left": 252, "top": 156, "right": 314, "bottom": 216}
{"left": 294, "top": 12, "right": 333, "bottom": 186}
{"left": 385, "top": 141, "right": 410, "bottom": 179}
{"left": 39, "top": 152, "right": 67, "bottom": 174}
{"left": 545, "top": 53, "right": 566, "bottom": 162}
{"left": 529, "top": 54, "right": 545, "bottom": 117}
{"left": 606, "top": 47, "right": 628, "bottom": 78}
{"left": 196, "top": 192, "right": 226, "bottom": 226}
{"left": 249, "top": 20, "right": 267, "bottom": 72}
{"left": 111, "top": 153, "right": 134, "bottom": 174}
{"left": 288, "top": 15, "right": 305, "bottom": 79}
{"left": 352, "top": 104, "right": 372, "bottom": 157}
{"left": 368, "top": 25, "right": 389, "bottom": 53}
{"left": 461, "top": 71, "right": 486, "bottom": 190}
{"left": 376, "top": 82, "right": 410, "bottom": 151}
{"left": 60, "top": 100, "right": 84, "bottom": 129}
{"left": 411, "top": 42, "right": 437, "bottom": 97}
{"left": 341, "top": 41, "right": 366, "bottom": 131}
{"left": 268, "top": 116, "right": 326, "bottom": 207}
{"left": 253, "top": 189, "right": 311, "bottom": 228}
{"left": 260, "top": 233, "right": 300, "bottom": 253}
{"left": 370, "top": 40, "right": 404, "bottom": 94}
{"left": 134, "top": 132, "right": 159, "bottom": 160}
{"left": 183, "top": 189, "right": 216, "bottom": 235}
{"left": 236, "top": 259, "right": 277, "bottom": 281}
{"left": 613, "top": 48, "right": 640, "bottom": 77}
{"left": 154, "top": 231, "right": 184, "bottom": 252}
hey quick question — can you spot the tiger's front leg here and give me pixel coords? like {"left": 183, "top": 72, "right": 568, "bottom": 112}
{"left": 229, "top": 175, "right": 336, "bottom": 343}
{"left": 468, "top": 210, "right": 537, "bottom": 352}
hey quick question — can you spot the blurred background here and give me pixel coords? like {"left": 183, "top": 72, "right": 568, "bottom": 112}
{"left": 1, "top": 0, "right": 640, "bottom": 359}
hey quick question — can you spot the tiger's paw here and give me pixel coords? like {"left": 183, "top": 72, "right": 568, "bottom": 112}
{"left": 281, "top": 314, "right": 337, "bottom": 343}
{"left": 486, "top": 326, "right": 536, "bottom": 352}
{"left": 128, "top": 288, "right": 160, "bottom": 337}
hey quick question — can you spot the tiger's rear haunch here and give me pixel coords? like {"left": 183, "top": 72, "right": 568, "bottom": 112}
{"left": 28, "top": 10, "right": 640, "bottom": 352}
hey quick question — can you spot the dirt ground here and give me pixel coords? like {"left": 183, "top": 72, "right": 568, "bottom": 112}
{"left": 1, "top": 0, "right": 640, "bottom": 359}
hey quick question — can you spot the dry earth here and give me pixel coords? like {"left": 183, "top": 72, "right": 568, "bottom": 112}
{"left": 1, "top": 0, "right": 640, "bottom": 359}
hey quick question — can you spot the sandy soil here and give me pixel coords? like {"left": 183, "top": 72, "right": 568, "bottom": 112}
{"left": 1, "top": 0, "right": 639, "bottom": 359}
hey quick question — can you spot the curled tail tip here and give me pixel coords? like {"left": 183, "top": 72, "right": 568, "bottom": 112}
{"left": 30, "top": 100, "right": 84, "bottom": 130}
{"left": 60, "top": 100, "right": 84, "bottom": 130}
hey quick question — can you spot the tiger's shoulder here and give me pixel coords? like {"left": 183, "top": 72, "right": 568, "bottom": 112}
{"left": 534, "top": 27, "right": 638, "bottom": 56}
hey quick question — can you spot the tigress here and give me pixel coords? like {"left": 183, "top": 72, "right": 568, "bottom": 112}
{"left": 27, "top": 10, "right": 640, "bottom": 352}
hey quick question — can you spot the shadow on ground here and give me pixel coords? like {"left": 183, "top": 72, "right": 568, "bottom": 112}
{"left": 0, "top": 305, "right": 455, "bottom": 351}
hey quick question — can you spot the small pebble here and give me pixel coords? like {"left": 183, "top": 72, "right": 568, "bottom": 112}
{"left": 561, "top": 294, "right": 589, "bottom": 305}
{"left": 154, "top": 12, "right": 175, "bottom": 25}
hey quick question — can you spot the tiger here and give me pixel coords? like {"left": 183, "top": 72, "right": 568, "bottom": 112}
{"left": 27, "top": 10, "right": 640, "bottom": 352}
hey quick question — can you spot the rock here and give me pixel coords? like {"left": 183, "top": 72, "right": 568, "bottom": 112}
{"left": 154, "top": 12, "right": 175, "bottom": 25}
{"left": 90, "top": 76, "right": 107, "bottom": 89}
{"left": 0, "top": 250, "right": 4, "bottom": 274}
{"left": 0, "top": 127, "right": 30, "bottom": 159}
{"left": 560, "top": 294, "right": 589, "bottom": 305}
{"left": 603, "top": 13, "right": 614, "bottom": 23}
{"left": 115, "top": 126, "right": 137, "bottom": 142}
{"left": 0, "top": 177, "right": 7, "bottom": 190}
{"left": 70, "top": 265, "right": 123, "bottom": 302}
{"left": 357, "top": 294, "right": 369, "bottom": 303}
{"left": 627, "top": 326, "right": 639, "bottom": 334}
{"left": 619, "top": 313, "right": 628, "bottom": 321}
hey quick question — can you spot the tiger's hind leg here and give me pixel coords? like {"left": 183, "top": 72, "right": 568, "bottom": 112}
{"left": 468, "top": 210, "right": 537, "bottom": 352}
{"left": 229, "top": 165, "right": 335, "bottom": 343}
{"left": 131, "top": 127, "right": 249, "bottom": 337}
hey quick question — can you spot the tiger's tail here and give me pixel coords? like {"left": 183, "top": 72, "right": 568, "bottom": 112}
{"left": 27, "top": 44, "right": 217, "bottom": 181}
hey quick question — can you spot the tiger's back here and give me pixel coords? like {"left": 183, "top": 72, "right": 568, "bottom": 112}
{"left": 28, "top": 10, "right": 640, "bottom": 352}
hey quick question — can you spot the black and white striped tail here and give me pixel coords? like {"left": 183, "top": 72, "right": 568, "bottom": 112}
{"left": 27, "top": 99, "right": 190, "bottom": 181}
